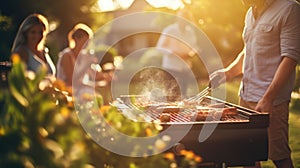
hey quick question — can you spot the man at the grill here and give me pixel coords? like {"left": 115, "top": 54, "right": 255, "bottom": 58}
{"left": 210, "top": 0, "right": 300, "bottom": 167}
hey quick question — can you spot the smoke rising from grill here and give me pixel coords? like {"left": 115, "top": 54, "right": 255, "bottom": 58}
{"left": 131, "top": 67, "right": 182, "bottom": 102}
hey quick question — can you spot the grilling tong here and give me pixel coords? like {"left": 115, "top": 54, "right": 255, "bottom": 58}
{"left": 184, "top": 75, "right": 222, "bottom": 102}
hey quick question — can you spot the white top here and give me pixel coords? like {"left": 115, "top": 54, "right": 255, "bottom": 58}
{"left": 56, "top": 48, "right": 76, "bottom": 82}
{"left": 156, "top": 23, "right": 198, "bottom": 72}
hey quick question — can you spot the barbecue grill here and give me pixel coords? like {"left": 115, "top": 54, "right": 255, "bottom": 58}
{"left": 114, "top": 95, "right": 269, "bottom": 167}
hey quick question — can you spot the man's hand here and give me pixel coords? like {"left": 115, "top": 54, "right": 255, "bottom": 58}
{"left": 255, "top": 57, "right": 297, "bottom": 114}
{"left": 255, "top": 97, "right": 273, "bottom": 114}
{"left": 209, "top": 69, "right": 226, "bottom": 89}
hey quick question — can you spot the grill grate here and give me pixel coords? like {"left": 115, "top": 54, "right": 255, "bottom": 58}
{"left": 115, "top": 100, "right": 250, "bottom": 124}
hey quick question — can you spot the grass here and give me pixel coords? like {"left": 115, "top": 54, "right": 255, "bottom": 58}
{"left": 222, "top": 79, "right": 300, "bottom": 168}
{"left": 286, "top": 110, "right": 300, "bottom": 167}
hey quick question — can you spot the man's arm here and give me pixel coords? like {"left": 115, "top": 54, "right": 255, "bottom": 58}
{"left": 224, "top": 50, "right": 245, "bottom": 80}
{"left": 209, "top": 49, "right": 245, "bottom": 87}
{"left": 255, "top": 56, "right": 298, "bottom": 112}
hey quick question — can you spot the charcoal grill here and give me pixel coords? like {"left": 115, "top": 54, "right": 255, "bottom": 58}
{"left": 114, "top": 95, "right": 269, "bottom": 167}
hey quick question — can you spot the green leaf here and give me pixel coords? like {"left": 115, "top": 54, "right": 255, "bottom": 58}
{"left": 9, "top": 83, "right": 29, "bottom": 107}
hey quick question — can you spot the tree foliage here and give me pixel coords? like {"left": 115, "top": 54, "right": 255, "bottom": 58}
{"left": 0, "top": 57, "right": 205, "bottom": 167}
{"left": 0, "top": 57, "right": 89, "bottom": 167}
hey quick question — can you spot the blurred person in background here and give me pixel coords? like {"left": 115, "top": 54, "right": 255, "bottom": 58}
{"left": 11, "top": 13, "right": 56, "bottom": 76}
{"left": 56, "top": 23, "right": 112, "bottom": 87}
{"left": 156, "top": 8, "right": 199, "bottom": 99}
{"left": 56, "top": 23, "right": 93, "bottom": 87}
{"left": 210, "top": 0, "right": 300, "bottom": 167}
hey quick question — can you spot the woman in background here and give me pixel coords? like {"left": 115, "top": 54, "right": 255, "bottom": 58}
{"left": 11, "top": 13, "right": 56, "bottom": 76}
{"left": 56, "top": 23, "right": 112, "bottom": 87}
{"left": 56, "top": 23, "right": 93, "bottom": 86}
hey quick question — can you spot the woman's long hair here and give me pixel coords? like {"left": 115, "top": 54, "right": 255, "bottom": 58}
{"left": 11, "top": 13, "right": 49, "bottom": 53}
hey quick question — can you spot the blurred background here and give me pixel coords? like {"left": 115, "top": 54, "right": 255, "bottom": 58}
{"left": 1, "top": 0, "right": 300, "bottom": 167}
{"left": 0, "top": 0, "right": 247, "bottom": 65}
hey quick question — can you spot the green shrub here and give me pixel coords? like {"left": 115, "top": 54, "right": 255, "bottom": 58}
{"left": 0, "top": 57, "right": 204, "bottom": 168}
